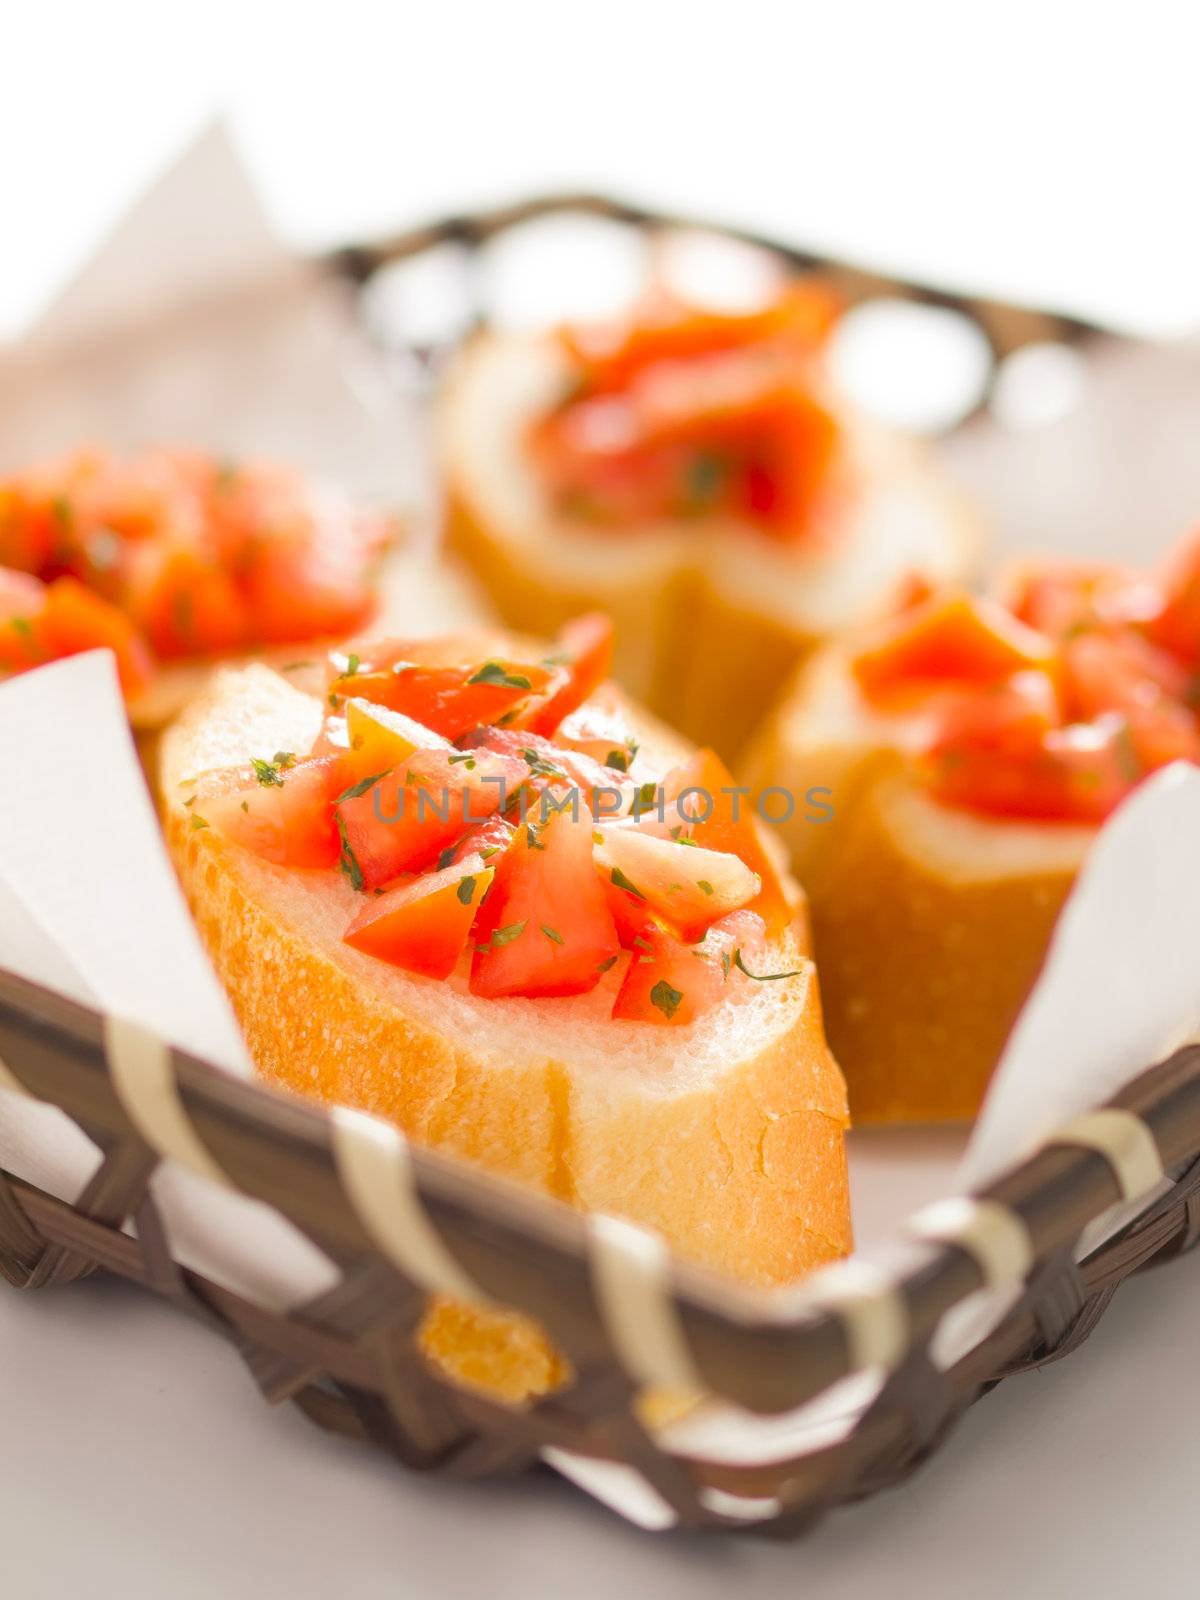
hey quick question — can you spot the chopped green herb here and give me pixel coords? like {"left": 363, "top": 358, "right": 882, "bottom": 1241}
{"left": 240, "top": 800, "right": 249, "bottom": 813}
{"left": 540, "top": 923, "right": 565, "bottom": 945}
{"left": 605, "top": 749, "right": 630, "bottom": 772}
{"left": 10, "top": 616, "right": 33, "bottom": 640}
{"left": 635, "top": 781, "right": 659, "bottom": 809}
{"left": 328, "top": 692, "right": 342, "bottom": 711}
{"left": 336, "top": 770, "right": 390, "bottom": 803}
{"left": 697, "top": 879, "right": 714, "bottom": 895}
{"left": 596, "top": 954, "right": 619, "bottom": 975}
{"left": 272, "top": 751, "right": 297, "bottom": 771}
{"left": 467, "top": 660, "right": 533, "bottom": 691}
{"left": 490, "top": 921, "right": 527, "bottom": 947}
{"left": 183, "top": 794, "right": 198, "bottom": 808}
{"left": 733, "top": 949, "right": 802, "bottom": 982}
{"left": 335, "top": 815, "right": 365, "bottom": 892}
{"left": 650, "top": 979, "right": 684, "bottom": 1020}
{"left": 520, "top": 747, "right": 565, "bottom": 779}
{"left": 457, "top": 875, "right": 479, "bottom": 906}
{"left": 611, "top": 866, "right": 647, "bottom": 899}
{"left": 190, "top": 813, "right": 209, "bottom": 831}
{"left": 252, "top": 757, "right": 287, "bottom": 788}
{"left": 525, "top": 823, "right": 546, "bottom": 851}
{"left": 280, "top": 661, "right": 316, "bottom": 674}
{"left": 436, "top": 845, "right": 457, "bottom": 871}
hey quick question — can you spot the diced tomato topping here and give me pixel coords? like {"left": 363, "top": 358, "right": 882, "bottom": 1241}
{"left": 659, "top": 748, "right": 793, "bottom": 935}
{"left": 558, "top": 284, "right": 840, "bottom": 398}
{"left": 530, "top": 285, "right": 842, "bottom": 542}
{"left": 1148, "top": 530, "right": 1200, "bottom": 667}
{"left": 40, "top": 578, "right": 156, "bottom": 698}
{"left": 462, "top": 725, "right": 632, "bottom": 817}
{"left": 328, "top": 637, "right": 563, "bottom": 740}
{"left": 555, "top": 699, "right": 641, "bottom": 772}
{"left": 0, "top": 446, "right": 393, "bottom": 703}
{"left": 0, "top": 569, "right": 49, "bottom": 671}
{"left": 852, "top": 592, "right": 1056, "bottom": 705}
{"left": 926, "top": 712, "right": 1140, "bottom": 825}
{"left": 343, "top": 853, "right": 494, "bottom": 979}
{"left": 335, "top": 746, "right": 529, "bottom": 889}
{"left": 525, "top": 612, "right": 614, "bottom": 735}
{"left": 594, "top": 825, "right": 759, "bottom": 942}
{"left": 445, "top": 813, "right": 517, "bottom": 869}
{"left": 612, "top": 909, "right": 776, "bottom": 1026}
{"left": 341, "top": 697, "right": 451, "bottom": 781}
{"left": 125, "top": 544, "right": 249, "bottom": 660}
{"left": 1002, "top": 560, "right": 1161, "bottom": 640}
{"left": 197, "top": 754, "right": 345, "bottom": 868}
{"left": 470, "top": 807, "right": 619, "bottom": 998}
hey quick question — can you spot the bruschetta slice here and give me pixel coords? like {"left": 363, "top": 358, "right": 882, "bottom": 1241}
{"left": 439, "top": 285, "right": 979, "bottom": 760}
{"left": 743, "top": 542, "right": 1200, "bottom": 1122}
{"left": 0, "top": 445, "right": 455, "bottom": 742}
{"left": 161, "top": 617, "right": 851, "bottom": 1400}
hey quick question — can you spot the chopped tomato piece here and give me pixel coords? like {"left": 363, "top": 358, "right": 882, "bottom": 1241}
{"left": 445, "top": 813, "right": 516, "bottom": 869}
{"left": 559, "top": 285, "right": 840, "bottom": 398}
{"left": 612, "top": 909, "right": 775, "bottom": 1026}
{"left": 462, "top": 725, "right": 632, "bottom": 817}
{"left": 659, "top": 748, "right": 793, "bottom": 935}
{"left": 1001, "top": 560, "right": 1161, "bottom": 640}
{"left": 1149, "top": 530, "right": 1200, "bottom": 667}
{"left": 554, "top": 699, "right": 641, "bottom": 772}
{"left": 126, "top": 544, "right": 249, "bottom": 660}
{"left": 342, "top": 697, "right": 450, "bottom": 780}
{"left": 40, "top": 578, "right": 155, "bottom": 698}
{"left": 344, "top": 853, "right": 494, "bottom": 979}
{"left": 470, "top": 807, "right": 619, "bottom": 998}
{"left": 329, "top": 638, "right": 562, "bottom": 739}
{"left": 0, "top": 568, "right": 49, "bottom": 671}
{"left": 336, "top": 746, "right": 528, "bottom": 889}
{"left": 926, "top": 670, "right": 1060, "bottom": 760}
{"left": 926, "top": 712, "right": 1139, "bottom": 824}
{"left": 1060, "top": 631, "right": 1199, "bottom": 769}
{"left": 196, "top": 754, "right": 344, "bottom": 867}
{"left": 852, "top": 592, "right": 1056, "bottom": 705}
{"left": 525, "top": 612, "right": 614, "bottom": 735}
{"left": 594, "top": 825, "right": 759, "bottom": 941}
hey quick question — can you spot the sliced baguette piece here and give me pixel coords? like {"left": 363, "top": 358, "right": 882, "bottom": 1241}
{"left": 742, "top": 643, "right": 1093, "bottom": 1123}
{"left": 162, "top": 661, "right": 851, "bottom": 1400}
{"left": 439, "top": 330, "right": 981, "bottom": 761}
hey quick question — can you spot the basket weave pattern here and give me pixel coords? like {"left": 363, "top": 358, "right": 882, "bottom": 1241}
{"left": 3, "top": 966, "right": 1200, "bottom": 1535}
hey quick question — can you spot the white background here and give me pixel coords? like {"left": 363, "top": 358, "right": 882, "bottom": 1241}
{"left": 3, "top": 4, "right": 1200, "bottom": 1594}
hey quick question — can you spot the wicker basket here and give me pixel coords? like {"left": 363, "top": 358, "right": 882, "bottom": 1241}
{"left": 1, "top": 199, "right": 1186, "bottom": 1536}
{"left": 2, "top": 963, "right": 1199, "bottom": 1534}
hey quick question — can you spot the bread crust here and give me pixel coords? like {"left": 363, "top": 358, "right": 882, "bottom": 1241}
{"left": 161, "top": 660, "right": 851, "bottom": 1396}
{"left": 440, "top": 331, "right": 980, "bottom": 761}
{"left": 743, "top": 646, "right": 1093, "bottom": 1123}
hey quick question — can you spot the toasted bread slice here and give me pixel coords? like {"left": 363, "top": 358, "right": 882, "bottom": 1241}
{"left": 742, "top": 645, "right": 1092, "bottom": 1122}
{"left": 162, "top": 662, "right": 851, "bottom": 1399}
{"left": 439, "top": 331, "right": 980, "bottom": 760}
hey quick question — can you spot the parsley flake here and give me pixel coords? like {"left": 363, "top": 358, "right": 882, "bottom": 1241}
{"left": 650, "top": 980, "right": 684, "bottom": 1020}
{"left": 467, "top": 660, "right": 533, "bottom": 691}
{"left": 610, "top": 866, "right": 647, "bottom": 900}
